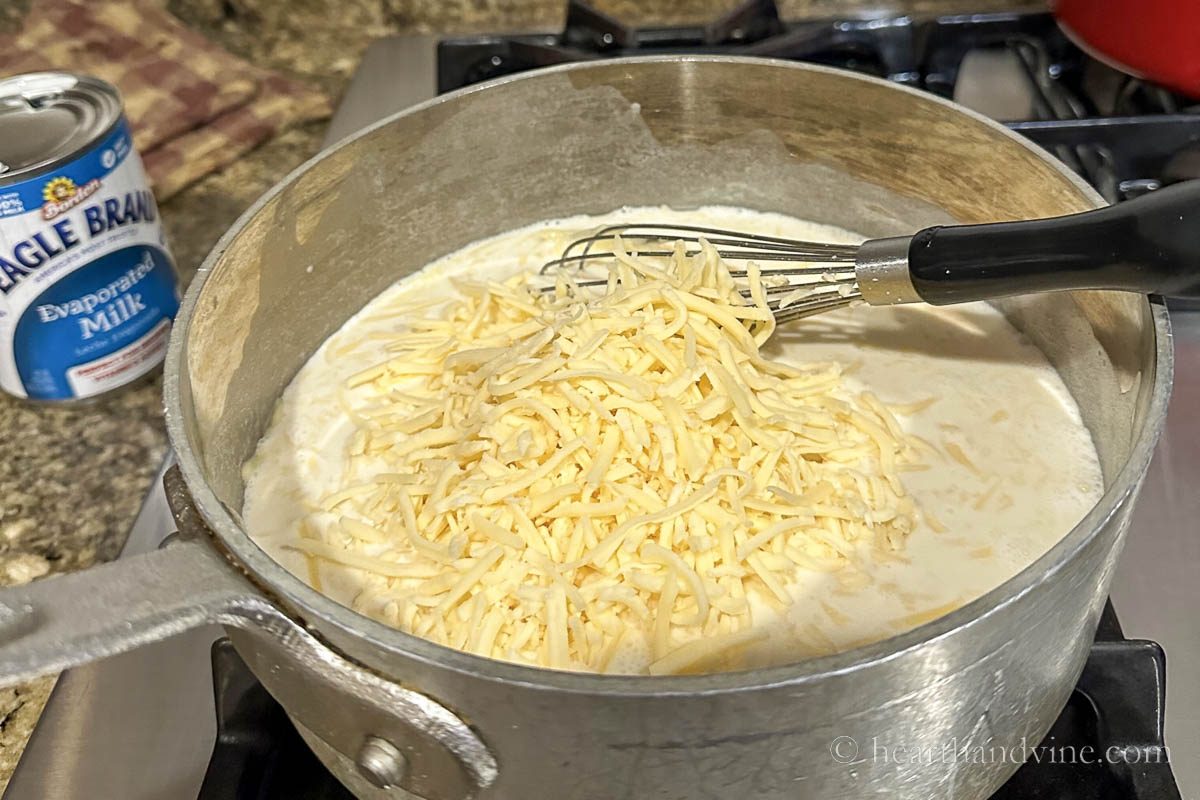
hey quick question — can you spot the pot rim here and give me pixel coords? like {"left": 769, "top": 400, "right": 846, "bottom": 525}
{"left": 164, "top": 55, "right": 1174, "bottom": 695}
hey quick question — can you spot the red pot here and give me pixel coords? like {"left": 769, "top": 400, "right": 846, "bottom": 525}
{"left": 1054, "top": 0, "right": 1200, "bottom": 98}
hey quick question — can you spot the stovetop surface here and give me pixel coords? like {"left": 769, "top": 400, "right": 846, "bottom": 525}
{"left": 7, "top": 4, "right": 1200, "bottom": 799}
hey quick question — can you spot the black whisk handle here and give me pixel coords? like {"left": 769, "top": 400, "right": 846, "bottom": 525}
{"left": 906, "top": 179, "right": 1200, "bottom": 304}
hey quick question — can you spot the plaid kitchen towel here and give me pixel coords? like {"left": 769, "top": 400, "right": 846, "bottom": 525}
{"left": 0, "top": 0, "right": 330, "bottom": 199}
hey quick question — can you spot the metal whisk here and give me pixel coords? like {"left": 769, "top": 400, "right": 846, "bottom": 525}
{"left": 540, "top": 224, "right": 869, "bottom": 323}
{"left": 541, "top": 181, "right": 1200, "bottom": 322}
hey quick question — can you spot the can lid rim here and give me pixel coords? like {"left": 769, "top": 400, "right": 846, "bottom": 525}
{"left": 0, "top": 72, "right": 124, "bottom": 183}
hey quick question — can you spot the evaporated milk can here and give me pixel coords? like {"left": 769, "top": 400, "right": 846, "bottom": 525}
{"left": 0, "top": 72, "right": 179, "bottom": 401}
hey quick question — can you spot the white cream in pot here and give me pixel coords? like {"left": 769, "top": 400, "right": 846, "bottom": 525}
{"left": 242, "top": 206, "right": 1103, "bottom": 673}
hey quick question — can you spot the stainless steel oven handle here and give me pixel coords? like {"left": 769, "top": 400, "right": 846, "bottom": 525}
{"left": 0, "top": 466, "right": 497, "bottom": 800}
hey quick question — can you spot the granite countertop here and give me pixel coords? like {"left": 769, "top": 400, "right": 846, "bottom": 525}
{"left": 0, "top": 0, "right": 1045, "bottom": 790}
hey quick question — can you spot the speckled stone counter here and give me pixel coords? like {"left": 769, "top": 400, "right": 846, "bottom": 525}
{"left": 0, "top": 0, "right": 1044, "bottom": 791}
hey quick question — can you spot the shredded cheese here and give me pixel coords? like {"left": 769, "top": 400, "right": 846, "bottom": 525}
{"left": 287, "top": 238, "right": 920, "bottom": 674}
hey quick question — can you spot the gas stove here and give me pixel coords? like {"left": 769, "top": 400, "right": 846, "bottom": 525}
{"left": 7, "top": 4, "right": 1199, "bottom": 799}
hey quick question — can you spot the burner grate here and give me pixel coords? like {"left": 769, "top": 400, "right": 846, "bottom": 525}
{"left": 436, "top": 1, "right": 1200, "bottom": 203}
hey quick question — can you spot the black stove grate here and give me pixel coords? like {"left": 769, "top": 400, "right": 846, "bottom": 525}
{"left": 196, "top": 602, "right": 1179, "bottom": 800}
{"left": 437, "top": 1, "right": 1200, "bottom": 204}
{"left": 200, "top": 639, "right": 355, "bottom": 800}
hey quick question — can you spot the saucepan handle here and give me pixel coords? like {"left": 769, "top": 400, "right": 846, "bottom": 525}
{"left": 0, "top": 535, "right": 259, "bottom": 686}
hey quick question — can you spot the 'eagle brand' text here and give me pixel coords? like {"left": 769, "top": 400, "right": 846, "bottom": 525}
{"left": 0, "top": 190, "right": 157, "bottom": 294}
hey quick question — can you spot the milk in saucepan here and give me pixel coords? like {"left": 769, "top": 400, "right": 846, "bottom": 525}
{"left": 243, "top": 207, "right": 1106, "bottom": 672}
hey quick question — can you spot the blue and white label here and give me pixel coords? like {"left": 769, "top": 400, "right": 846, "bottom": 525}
{"left": 0, "top": 119, "right": 178, "bottom": 400}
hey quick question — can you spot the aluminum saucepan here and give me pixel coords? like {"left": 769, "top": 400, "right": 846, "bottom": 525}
{"left": 0, "top": 57, "right": 1172, "bottom": 800}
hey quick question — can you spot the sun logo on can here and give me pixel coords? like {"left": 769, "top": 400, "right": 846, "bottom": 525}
{"left": 42, "top": 176, "right": 77, "bottom": 204}
{"left": 40, "top": 176, "right": 100, "bottom": 220}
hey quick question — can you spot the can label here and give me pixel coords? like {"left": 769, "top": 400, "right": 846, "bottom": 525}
{"left": 0, "top": 118, "right": 178, "bottom": 400}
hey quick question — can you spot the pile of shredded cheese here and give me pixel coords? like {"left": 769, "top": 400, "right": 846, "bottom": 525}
{"left": 285, "top": 240, "right": 921, "bottom": 675}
